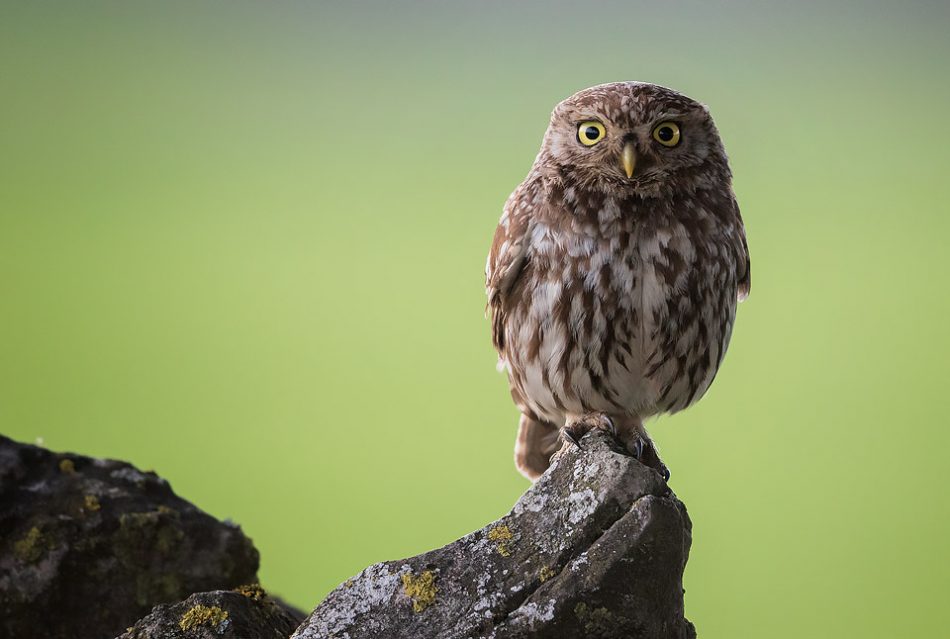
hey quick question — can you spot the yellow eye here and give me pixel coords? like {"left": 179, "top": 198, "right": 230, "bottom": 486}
{"left": 577, "top": 121, "right": 606, "bottom": 146}
{"left": 652, "top": 122, "right": 681, "bottom": 147}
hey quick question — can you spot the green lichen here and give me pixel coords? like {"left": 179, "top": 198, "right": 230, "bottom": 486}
{"left": 84, "top": 494, "right": 101, "bottom": 512}
{"left": 401, "top": 570, "right": 437, "bottom": 613}
{"left": 488, "top": 525, "right": 513, "bottom": 557}
{"left": 574, "top": 602, "right": 616, "bottom": 636}
{"left": 14, "top": 526, "right": 54, "bottom": 564}
{"left": 59, "top": 458, "right": 75, "bottom": 474}
{"left": 539, "top": 565, "right": 556, "bottom": 583}
{"left": 178, "top": 604, "right": 229, "bottom": 632}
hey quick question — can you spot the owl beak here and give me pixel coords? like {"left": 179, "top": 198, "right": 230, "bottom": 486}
{"left": 622, "top": 142, "right": 637, "bottom": 178}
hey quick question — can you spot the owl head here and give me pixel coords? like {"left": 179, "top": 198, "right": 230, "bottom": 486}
{"left": 537, "top": 82, "right": 731, "bottom": 198}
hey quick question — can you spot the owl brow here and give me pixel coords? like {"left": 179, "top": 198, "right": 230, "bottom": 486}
{"left": 653, "top": 111, "right": 688, "bottom": 122}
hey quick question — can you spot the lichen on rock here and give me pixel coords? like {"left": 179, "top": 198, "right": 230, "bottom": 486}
{"left": 401, "top": 570, "right": 438, "bottom": 613}
{"left": 233, "top": 583, "right": 267, "bottom": 601}
{"left": 178, "top": 604, "right": 229, "bottom": 632}
{"left": 292, "top": 429, "right": 695, "bottom": 639}
{"left": 13, "top": 525, "right": 54, "bottom": 564}
{"left": 574, "top": 602, "right": 618, "bottom": 637}
{"left": 120, "top": 589, "right": 303, "bottom": 639}
{"left": 487, "top": 524, "right": 513, "bottom": 557}
{"left": 0, "top": 435, "right": 260, "bottom": 639}
{"left": 83, "top": 494, "right": 101, "bottom": 512}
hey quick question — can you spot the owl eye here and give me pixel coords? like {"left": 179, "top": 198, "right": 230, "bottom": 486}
{"left": 577, "top": 121, "right": 606, "bottom": 146}
{"left": 652, "top": 122, "right": 681, "bottom": 147}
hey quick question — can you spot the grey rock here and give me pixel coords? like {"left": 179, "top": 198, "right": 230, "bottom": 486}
{"left": 0, "top": 435, "right": 260, "bottom": 639}
{"left": 116, "top": 586, "right": 304, "bottom": 639}
{"left": 292, "top": 430, "right": 695, "bottom": 639}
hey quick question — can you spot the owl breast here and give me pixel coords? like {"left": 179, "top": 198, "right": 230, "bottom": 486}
{"left": 501, "top": 195, "right": 739, "bottom": 426}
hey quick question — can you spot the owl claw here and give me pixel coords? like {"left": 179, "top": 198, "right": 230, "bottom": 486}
{"left": 562, "top": 413, "right": 615, "bottom": 450}
{"left": 632, "top": 435, "right": 670, "bottom": 482}
{"left": 560, "top": 427, "right": 583, "bottom": 449}
{"left": 632, "top": 436, "right": 645, "bottom": 459}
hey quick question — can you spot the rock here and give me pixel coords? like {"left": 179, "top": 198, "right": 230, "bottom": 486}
{"left": 116, "top": 585, "right": 304, "bottom": 639}
{"left": 292, "top": 430, "right": 695, "bottom": 639}
{"left": 0, "top": 435, "right": 260, "bottom": 639}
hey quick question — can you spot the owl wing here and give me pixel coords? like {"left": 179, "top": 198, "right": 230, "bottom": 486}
{"left": 486, "top": 186, "right": 535, "bottom": 353}
{"left": 732, "top": 198, "right": 751, "bottom": 302}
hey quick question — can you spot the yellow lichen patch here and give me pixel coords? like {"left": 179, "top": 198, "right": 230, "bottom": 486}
{"left": 401, "top": 570, "right": 437, "bottom": 613}
{"left": 14, "top": 526, "right": 53, "bottom": 564}
{"left": 178, "top": 604, "right": 229, "bottom": 631}
{"left": 84, "top": 495, "right": 101, "bottom": 512}
{"left": 234, "top": 582, "right": 283, "bottom": 617}
{"left": 234, "top": 583, "right": 267, "bottom": 601}
{"left": 488, "top": 525, "right": 514, "bottom": 557}
{"left": 539, "top": 565, "right": 556, "bottom": 583}
{"left": 59, "top": 459, "right": 75, "bottom": 474}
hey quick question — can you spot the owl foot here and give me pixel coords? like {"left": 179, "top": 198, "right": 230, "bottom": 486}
{"left": 562, "top": 413, "right": 616, "bottom": 449}
{"left": 633, "top": 436, "right": 670, "bottom": 481}
{"left": 549, "top": 413, "right": 615, "bottom": 465}
{"left": 612, "top": 423, "right": 670, "bottom": 481}
{"left": 551, "top": 413, "right": 670, "bottom": 481}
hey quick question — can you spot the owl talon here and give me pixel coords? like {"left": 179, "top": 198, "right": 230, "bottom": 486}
{"left": 560, "top": 427, "right": 583, "bottom": 449}
{"left": 632, "top": 437, "right": 645, "bottom": 460}
{"left": 562, "top": 413, "right": 615, "bottom": 450}
{"left": 630, "top": 435, "right": 670, "bottom": 482}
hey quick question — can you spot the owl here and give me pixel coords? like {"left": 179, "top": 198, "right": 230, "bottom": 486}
{"left": 486, "top": 82, "right": 750, "bottom": 481}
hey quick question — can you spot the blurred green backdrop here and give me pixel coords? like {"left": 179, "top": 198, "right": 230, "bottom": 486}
{"left": 2, "top": 1, "right": 949, "bottom": 636}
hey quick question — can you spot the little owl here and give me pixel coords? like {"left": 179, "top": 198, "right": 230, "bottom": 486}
{"left": 486, "top": 82, "right": 750, "bottom": 481}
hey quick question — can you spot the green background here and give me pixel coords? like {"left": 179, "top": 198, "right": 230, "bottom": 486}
{"left": 2, "top": 2, "right": 948, "bottom": 636}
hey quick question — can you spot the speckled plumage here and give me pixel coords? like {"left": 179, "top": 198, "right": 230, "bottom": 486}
{"left": 486, "top": 82, "right": 750, "bottom": 481}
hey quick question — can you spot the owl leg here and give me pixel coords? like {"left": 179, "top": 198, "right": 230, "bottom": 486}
{"left": 514, "top": 413, "right": 561, "bottom": 482}
{"left": 562, "top": 412, "right": 616, "bottom": 446}
{"left": 549, "top": 412, "right": 617, "bottom": 465}
{"left": 613, "top": 415, "right": 670, "bottom": 481}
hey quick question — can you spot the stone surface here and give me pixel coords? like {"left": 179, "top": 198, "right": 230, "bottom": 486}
{"left": 0, "top": 435, "right": 260, "bottom": 639}
{"left": 116, "top": 585, "right": 304, "bottom": 639}
{"left": 292, "top": 430, "right": 695, "bottom": 639}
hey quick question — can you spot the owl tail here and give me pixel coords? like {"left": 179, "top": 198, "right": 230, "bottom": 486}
{"left": 514, "top": 414, "right": 560, "bottom": 482}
